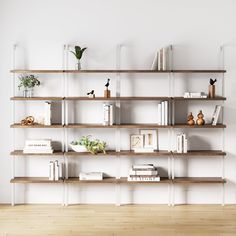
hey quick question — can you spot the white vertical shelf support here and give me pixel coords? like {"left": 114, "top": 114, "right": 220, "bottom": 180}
{"left": 11, "top": 44, "right": 17, "bottom": 206}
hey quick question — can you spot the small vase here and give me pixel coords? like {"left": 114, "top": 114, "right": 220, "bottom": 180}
{"left": 76, "top": 60, "right": 81, "bottom": 70}
{"left": 208, "top": 85, "right": 215, "bottom": 98}
{"left": 23, "top": 88, "right": 33, "bottom": 98}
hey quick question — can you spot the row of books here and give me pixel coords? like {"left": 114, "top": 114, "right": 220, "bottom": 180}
{"left": 103, "top": 104, "right": 114, "bottom": 126}
{"left": 49, "top": 160, "right": 65, "bottom": 181}
{"left": 128, "top": 164, "right": 160, "bottom": 182}
{"left": 151, "top": 46, "right": 170, "bottom": 71}
{"left": 176, "top": 133, "right": 188, "bottom": 153}
{"left": 157, "top": 101, "right": 170, "bottom": 125}
{"left": 23, "top": 139, "right": 54, "bottom": 154}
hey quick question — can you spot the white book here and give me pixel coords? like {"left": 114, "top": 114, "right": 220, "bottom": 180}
{"left": 103, "top": 104, "right": 110, "bottom": 126}
{"left": 212, "top": 105, "right": 222, "bottom": 125}
{"left": 134, "top": 148, "right": 154, "bottom": 153}
{"left": 25, "top": 139, "right": 52, "bottom": 146}
{"left": 59, "top": 163, "right": 64, "bottom": 179}
{"left": 183, "top": 137, "right": 188, "bottom": 153}
{"left": 151, "top": 52, "right": 158, "bottom": 70}
{"left": 176, "top": 134, "right": 183, "bottom": 153}
{"left": 44, "top": 102, "right": 52, "bottom": 126}
{"left": 132, "top": 164, "right": 154, "bottom": 170}
{"left": 49, "top": 161, "right": 54, "bottom": 181}
{"left": 158, "top": 48, "right": 161, "bottom": 70}
{"left": 79, "top": 172, "right": 103, "bottom": 180}
{"left": 157, "top": 103, "right": 162, "bottom": 125}
{"left": 129, "top": 170, "right": 158, "bottom": 176}
{"left": 24, "top": 145, "right": 52, "bottom": 150}
{"left": 163, "top": 47, "right": 166, "bottom": 70}
{"left": 109, "top": 104, "right": 114, "bottom": 125}
{"left": 128, "top": 176, "right": 160, "bottom": 182}
{"left": 54, "top": 161, "right": 59, "bottom": 181}
{"left": 23, "top": 149, "right": 53, "bottom": 154}
{"left": 164, "top": 101, "right": 168, "bottom": 125}
{"left": 161, "top": 101, "right": 165, "bottom": 125}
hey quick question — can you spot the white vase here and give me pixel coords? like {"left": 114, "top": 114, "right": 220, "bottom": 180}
{"left": 76, "top": 60, "right": 81, "bottom": 70}
{"left": 70, "top": 144, "right": 87, "bottom": 152}
{"left": 23, "top": 88, "right": 33, "bottom": 98}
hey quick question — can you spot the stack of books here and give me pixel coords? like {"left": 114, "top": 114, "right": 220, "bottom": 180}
{"left": 103, "top": 104, "right": 114, "bottom": 126}
{"left": 184, "top": 92, "right": 207, "bottom": 98}
{"left": 157, "top": 101, "right": 170, "bottom": 125}
{"left": 151, "top": 46, "right": 170, "bottom": 71}
{"left": 49, "top": 160, "right": 65, "bottom": 181}
{"left": 176, "top": 133, "right": 188, "bottom": 153}
{"left": 211, "top": 105, "right": 222, "bottom": 125}
{"left": 79, "top": 172, "right": 103, "bottom": 180}
{"left": 128, "top": 164, "right": 160, "bottom": 182}
{"left": 23, "top": 139, "right": 54, "bottom": 154}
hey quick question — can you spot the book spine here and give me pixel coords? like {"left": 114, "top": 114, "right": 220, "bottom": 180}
{"left": 54, "top": 161, "right": 59, "bottom": 181}
{"left": 25, "top": 140, "right": 51, "bottom": 146}
{"left": 151, "top": 52, "right": 158, "bottom": 70}
{"left": 132, "top": 164, "right": 154, "bottom": 169}
{"left": 164, "top": 101, "right": 168, "bottom": 125}
{"left": 44, "top": 102, "right": 52, "bottom": 126}
{"left": 103, "top": 104, "right": 109, "bottom": 126}
{"left": 49, "top": 161, "right": 55, "bottom": 180}
{"left": 161, "top": 101, "right": 165, "bottom": 125}
{"left": 157, "top": 103, "right": 162, "bottom": 125}
{"left": 109, "top": 105, "right": 114, "bottom": 125}
{"left": 183, "top": 136, "right": 188, "bottom": 153}
{"left": 59, "top": 163, "right": 64, "bottom": 179}
{"left": 128, "top": 176, "right": 160, "bottom": 182}
{"left": 129, "top": 170, "right": 158, "bottom": 176}
{"left": 163, "top": 47, "right": 166, "bottom": 70}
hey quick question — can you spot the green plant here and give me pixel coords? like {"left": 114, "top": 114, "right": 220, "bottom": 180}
{"left": 70, "top": 45, "right": 87, "bottom": 60}
{"left": 71, "top": 135, "right": 106, "bottom": 155}
{"left": 18, "top": 74, "right": 40, "bottom": 89}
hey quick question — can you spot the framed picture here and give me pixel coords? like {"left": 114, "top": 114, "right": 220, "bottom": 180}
{"left": 130, "top": 134, "right": 144, "bottom": 150}
{"left": 140, "top": 129, "right": 158, "bottom": 150}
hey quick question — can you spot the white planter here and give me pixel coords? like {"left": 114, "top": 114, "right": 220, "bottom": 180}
{"left": 70, "top": 144, "right": 87, "bottom": 152}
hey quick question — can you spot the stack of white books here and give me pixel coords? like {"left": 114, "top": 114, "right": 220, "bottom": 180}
{"left": 151, "top": 46, "right": 170, "bottom": 71}
{"left": 157, "top": 101, "right": 170, "bottom": 125}
{"left": 49, "top": 160, "right": 65, "bottom": 181}
{"left": 44, "top": 102, "right": 52, "bottom": 125}
{"left": 176, "top": 133, "right": 188, "bottom": 153}
{"left": 103, "top": 104, "right": 114, "bottom": 126}
{"left": 79, "top": 172, "right": 103, "bottom": 181}
{"left": 184, "top": 92, "right": 207, "bottom": 98}
{"left": 128, "top": 164, "right": 160, "bottom": 182}
{"left": 211, "top": 105, "right": 222, "bottom": 125}
{"left": 23, "top": 139, "right": 54, "bottom": 154}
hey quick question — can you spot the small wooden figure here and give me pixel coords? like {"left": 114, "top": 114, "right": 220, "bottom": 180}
{"left": 196, "top": 110, "right": 205, "bottom": 125}
{"left": 208, "top": 78, "right": 217, "bottom": 98}
{"left": 104, "top": 78, "right": 111, "bottom": 98}
{"left": 187, "top": 112, "right": 195, "bottom": 125}
{"left": 87, "top": 90, "right": 95, "bottom": 98}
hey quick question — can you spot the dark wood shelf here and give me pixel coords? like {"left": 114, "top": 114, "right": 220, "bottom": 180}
{"left": 11, "top": 97, "right": 63, "bottom": 101}
{"left": 173, "top": 96, "right": 226, "bottom": 101}
{"left": 11, "top": 69, "right": 226, "bottom": 74}
{"left": 173, "top": 177, "right": 226, "bottom": 184}
{"left": 173, "top": 124, "right": 226, "bottom": 128}
{"left": 10, "top": 150, "right": 64, "bottom": 156}
{"left": 173, "top": 150, "right": 226, "bottom": 156}
{"left": 10, "top": 177, "right": 63, "bottom": 183}
{"left": 10, "top": 123, "right": 63, "bottom": 128}
{"left": 65, "top": 177, "right": 117, "bottom": 184}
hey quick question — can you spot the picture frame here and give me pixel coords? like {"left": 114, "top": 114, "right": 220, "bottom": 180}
{"left": 130, "top": 134, "right": 144, "bottom": 150}
{"left": 140, "top": 129, "right": 158, "bottom": 150}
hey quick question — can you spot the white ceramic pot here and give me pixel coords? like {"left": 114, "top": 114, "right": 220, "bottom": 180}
{"left": 70, "top": 144, "right": 87, "bottom": 152}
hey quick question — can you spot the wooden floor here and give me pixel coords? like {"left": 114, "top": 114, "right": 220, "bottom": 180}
{"left": 0, "top": 205, "right": 236, "bottom": 236}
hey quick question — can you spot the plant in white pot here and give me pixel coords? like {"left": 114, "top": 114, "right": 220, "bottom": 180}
{"left": 70, "top": 45, "right": 87, "bottom": 70}
{"left": 70, "top": 135, "right": 106, "bottom": 155}
{"left": 18, "top": 74, "right": 40, "bottom": 98}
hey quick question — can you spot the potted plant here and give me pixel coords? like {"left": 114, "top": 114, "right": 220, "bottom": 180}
{"left": 70, "top": 45, "right": 87, "bottom": 70}
{"left": 18, "top": 74, "right": 40, "bottom": 98}
{"left": 70, "top": 135, "right": 106, "bottom": 154}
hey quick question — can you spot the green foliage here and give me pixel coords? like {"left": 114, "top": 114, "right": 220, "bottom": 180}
{"left": 71, "top": 135, "right": 106, "bottom": 155}
{"left": 70, "top": 45, "right": 87, "bottom": 60}
{"left": 18, "top": 74, "right": 40, "bottom": 89}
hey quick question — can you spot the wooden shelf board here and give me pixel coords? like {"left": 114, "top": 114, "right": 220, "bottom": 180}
{"left": 173, "top": 177, "right": 226, "bottom": 184}
{"left": 11, "top": 97, "right": 63, "bottom": 101}
{"left": 10, "top": 150, "right": 64, "bottom": 156}
{"left": 173, "top": 124, "right": 226, "bottom": 128}
{"left": 10, "top": 69, "right": 226, "bottom": 74}
{"left": 65, "top": 96, "right": 171, "bottom": 101}
{"left": 10, "top": 177, "right": 63, "bottom": 183}
{"left": 65, "top": 177, "right": 117, "bottom": 184}
{"left": 173, "top": 150, "right": 226, "bottom": 156}
{"left": 173, "top": 96, "right": 226, "bottom": 101}
{"left": 10, "top": 123, "right": 63, "bottom": 128}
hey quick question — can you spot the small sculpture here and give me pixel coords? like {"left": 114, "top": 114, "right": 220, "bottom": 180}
{"left": 196, "top": 110, "right": 205, "bottom": 125}
{"left": 187, "top": 112, "right": 195, "bottom": 125}
{"left": 104, "top": 78, "right": 111, "bottom": 98}
{"left": 208, "top": 78, "right": 217, "bottom": 98}
{"left": 87, "top": 90, "right": 95, "bottom": 98}
{"left": 21, "top": 116, "right": 35, "bottom": 126}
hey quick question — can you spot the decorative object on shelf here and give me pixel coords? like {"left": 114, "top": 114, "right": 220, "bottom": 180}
{"left": 104, "top": 78, "right": 111, "bottom": 98}
{"left": 21, "top": 116, "right": 36, "bottom": 126}
{"left": 208, "top": 78, "right": 217, "bottom": 98}
{"left": 211, "top": 105, "right": 222, "bottom": 126}
{"left": 87, "top": 90, "right": 95, "bottom": 98}
{"left": 71, "top": 135, "right": 106, "bottom": 155}
{"left": 44, "top": 102, "right": 52, "bottom": 125}
{"left": 187, "top": 112, "right": 195, "bottom": 125}
{"left": 23, "top": 139, "right": 53, "bottom": 154}
{"left": 130, "top": 134, "right": 144, "bottom": 150}
{"left": 176, "top": 133, "right": 188, "bottom": 153}
{"left": 70, "top": 142, "right": 87, "bottom": 152}
{"left": 140, "top": 129, "right": 158, "bottom": 151}
{"left": 70, "top": 45, "right": 87, "bottom": 70}
{"left": 18, "top": 74, "right": 40, "bottom": 98}
{"left": 184, "top": 92, "right": 207, "bottom": 98}
{"left": 196, "top": 110, "right": 205, "bottom": 125}
{"left": 79, "top": 172, "right": 103, "bottom": 180}
{"left": 103, "top": 103, "right": 114, "bottom": 125}
{"left": 49, "top": 160, "right": 65, "bottom": 181}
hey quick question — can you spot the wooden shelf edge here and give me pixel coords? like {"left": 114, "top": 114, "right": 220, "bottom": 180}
{"left": 10, "top": 97, "right": 64, "bottom": 101}
{"left": 173, "top": 150, "right": 226, "bottom": 156}
{"left": 173, "top": 177, "right": 226, "bottom": 184}
{"left": 10, "top": 177, "right": 63, "bottom": 183}
{"left": 10, "top": 150, "right": 64, "bottom": 156}
{"left": 10, "top": 123, "right": 63, "bottom": 128}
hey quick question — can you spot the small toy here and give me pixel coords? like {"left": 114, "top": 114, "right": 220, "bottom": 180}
{"left": 104, "top": 78, "right": 111, "bottom": 98}
{"left": 208, "top": 78, "right": 217, "bottom": 98}
{"left": 87, "top": 90, "right": 95, "bottom": 98}
{"left": 196, "top": 110, "right": 205, "bottom": 125}
{"left": 187, "top": 112, "right": 195, "bottom": 125}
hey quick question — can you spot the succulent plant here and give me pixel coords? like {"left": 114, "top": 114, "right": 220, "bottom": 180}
{"left": 70, "top": 45, "right": 87, "bottom": 60}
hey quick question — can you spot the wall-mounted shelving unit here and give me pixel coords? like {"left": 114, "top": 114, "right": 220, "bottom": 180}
{"left": 10, "top": 44, "right": 226, "bottom": 206}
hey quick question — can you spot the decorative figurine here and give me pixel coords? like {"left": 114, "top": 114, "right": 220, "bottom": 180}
{"left": 87, "top": 90, "right": 95, "bottom": 98}
{"left": 104, "top": 78, "right": 111, "bottom": 98}
{"left": 196, "top": 110, "right": 205, "bottom": 125}
{"left": 187, "top": 112, "right": 195, "bottom": 125}
{"left": 21, "top": 116, "right": 36, "bottom": 126}
{"left": 208, "top": 78, "right": 217, "bottom": 98}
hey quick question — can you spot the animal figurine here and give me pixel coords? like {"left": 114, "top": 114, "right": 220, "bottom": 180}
{"left": 196, "top": 110, "right": 205, "bottom": 125}
{"left": 187, "top": 112, "right": 195, "bottom": 125}
{"left": 105, "top": 78, "right": 110, "bottom": 89}
{"left": 104, "top": 78, "right": 111, "bottom": 98}
{"left": 87, "top": 90, "right": 95, "bottom": 98}
{"left": 210, "top": 78, "right": 217, "bottom": 85}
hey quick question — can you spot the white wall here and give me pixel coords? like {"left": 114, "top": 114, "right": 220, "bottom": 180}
{"left": 1, "top": 0, "right": 236, "bottom": 204}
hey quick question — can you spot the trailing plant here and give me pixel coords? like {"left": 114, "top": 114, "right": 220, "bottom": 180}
{"left": 71, "top": 135, "right": 106, "bottom": 155}
{"left": 70, "top": 45, "right": 87, "bottom": 60}
{"left": 18, "top": 74, "right": 40, "bottom": 89}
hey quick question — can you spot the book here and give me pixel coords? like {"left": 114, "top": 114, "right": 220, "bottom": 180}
{"left": 25, "top": 139, "right": 52, "bottom": 146}
{"left": 128, "top": 176, "right": 160, "bottom": 182}
{"left": 132, "top": 164, "right": 155, "bottom": 170}
{"left": 176, "top": 133, "right": 188, "bottom": 153}
{"left": 49, "top": 161, "right": 55, "bottom": 180}
{"left": 157, "top": 103, "right": 162, "bottom": 125}
{"left": 109, "top": 104, "right": 114, "bottom": 125}
{"left": 59, "top": 163, "right": 64, "bottom": 179}
{"left": 164, "top": 101, "right": 168, "bottom": 125}
{"left": 103, "top": 104, "right": 114, "bottom": 126}
{"left": 79, "top": 172, "right": 103, "bottom": 180}
{"left": 161, "top": 101, "right": 165, "bottom": 125}
{"left": 44, "top": 102, "right": 52, "bottom": 126}
{"left": 23, "top": 149, "right": 53, "bottom": 154}
{"left": 54, "top": 160, "right": 59, "bottom": 181}
{"left": 211, "top": 105, "right": 222, "bottom": 125}
{"left": 151, "top": 52, "right": 158, "bottom": 70}
{"left": 129, "top": 170, "right": 158, "bottom": 176}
